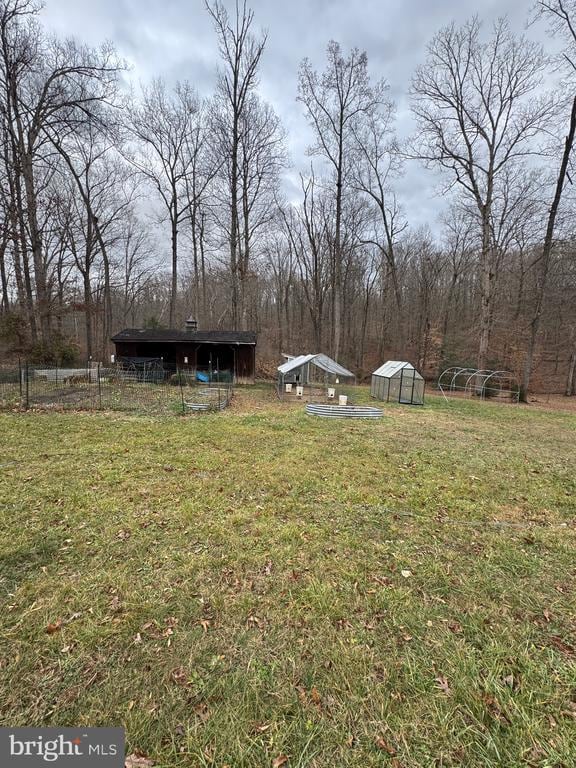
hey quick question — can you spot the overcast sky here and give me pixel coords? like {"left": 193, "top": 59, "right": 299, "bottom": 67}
{"left": 40, "top": 0, "right": 553, "bottom": 232}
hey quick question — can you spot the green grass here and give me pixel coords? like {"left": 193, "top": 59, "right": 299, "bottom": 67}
{"left": 0, "top": 388, "right": 575, "bottom": 767}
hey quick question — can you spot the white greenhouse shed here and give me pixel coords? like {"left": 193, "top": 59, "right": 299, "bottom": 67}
{"left": 371, "top": 361, "right": 425, "bottom": 405}
{"left": 277, "top": 353, "right": 355, "bottom": 398}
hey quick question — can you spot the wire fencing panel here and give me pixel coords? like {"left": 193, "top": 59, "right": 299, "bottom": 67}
{"left": 0, "top": 364, "right": 22, "bottom": 410}
{"left": 0, "top": 362, "right": 234, "bottom": 415}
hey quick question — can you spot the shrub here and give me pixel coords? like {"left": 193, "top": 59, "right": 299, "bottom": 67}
{"left": 28, "top": 336, "right": 80, "bottom": 365}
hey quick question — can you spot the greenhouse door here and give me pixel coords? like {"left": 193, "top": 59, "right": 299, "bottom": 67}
{"left": 399, "top": 368, "right": 415, "bottom": 404}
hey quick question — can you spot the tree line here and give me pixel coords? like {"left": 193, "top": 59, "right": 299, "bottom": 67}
{"left": 0, "top": 0, "right": 575, "bottom": 397}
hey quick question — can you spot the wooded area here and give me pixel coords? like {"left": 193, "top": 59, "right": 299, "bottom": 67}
{"left": 1, "top": 0, "right": 576, "bottom": 397}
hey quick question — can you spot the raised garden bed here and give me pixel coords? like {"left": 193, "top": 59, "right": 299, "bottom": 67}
{"left": 305, "top": 403, "right": 383, "bottom": 419}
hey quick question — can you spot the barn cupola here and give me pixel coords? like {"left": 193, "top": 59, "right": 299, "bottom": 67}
{"left": 185, "top": 317, "right": 198, "bottom": 333}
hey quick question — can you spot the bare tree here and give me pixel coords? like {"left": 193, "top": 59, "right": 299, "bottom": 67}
{"left": 438, "top": 204, "right": 476, "bottom": 365}
{"left": 0, "top": 0, "right": 122, "bottom": 346}
{"left": 280, "top": 170, "right": 332, "bottom": 350}
{"left": 125, "top": 79, "right": 200, "bottom": 327}
{"left": 206, "top": 0, "right": 267, "bottom": 329}
{"left": 521, "top": 0, "right": 576, "bottom": 398}
{"left": 298, "top": 40, "right": 384, "bottom": 360}
{"left": 181, "top": 99, "right": 218, "bottom": 324}
{"left": 352, "top": 106, "right": 407, "bottom": 349}
{"left": 411, "top": 17, "right": 554, "bottom": 374}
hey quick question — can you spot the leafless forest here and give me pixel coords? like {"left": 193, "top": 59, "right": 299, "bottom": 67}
{"left": 1, "top": 0, "right": 576, "bottom": 396}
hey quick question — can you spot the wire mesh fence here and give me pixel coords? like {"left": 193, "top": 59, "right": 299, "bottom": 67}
{"left": 275, "top": 379, "right": 361, "bottom": 405}
{"left": 0, "top": 361, "right": 234, "bottom": 415}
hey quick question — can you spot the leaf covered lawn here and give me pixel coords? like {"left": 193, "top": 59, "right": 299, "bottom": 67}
{"left": 0, "top": 388, "right": 575, "bottom": 767}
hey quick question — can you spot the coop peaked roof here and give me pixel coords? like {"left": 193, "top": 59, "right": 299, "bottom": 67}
{"left": 278, "top": 353, "right": 354, "bottom": 378}
{"left": 373, "top": 361, "right": 422, "bottom": 378}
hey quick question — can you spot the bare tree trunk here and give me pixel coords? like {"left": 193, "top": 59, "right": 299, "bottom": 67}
{"left": 439, "top": 271, "right": 458, "bottom": 365}
{"left": 8, "top": 159, "right": 37, "bottom": 339}
{"left": 333, "top": 126, "right": 344, "bottom": 361}
{"left": 0, "top": 230, "right": 8, "bottom": 312}
{"left": 477, "top": 204, "right": 493, "bottom": 373}
{"left": 169, "top": 202, "right": 178, "bottom": 327}
{"left": 22, "top": 150, "right": 50, "bottom": 343}
{"left": 521, "top": 94, "right": 576, "bottom": 401}
{"left": 566, "top": 329, "right": 576, "bottom": 396}
{"left": 200, "top": 211, "right": 207, "bottom": 323}
{"left": 100, "top": 243, "right": 112, "bottom": 359}
{"left": 83, "top": 272, "right": 93, "bottom": 360}
{"left": 191, "top": 206, "right": 200, "bottom": 320}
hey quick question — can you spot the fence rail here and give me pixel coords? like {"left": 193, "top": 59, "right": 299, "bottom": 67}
{"left": 0, "top": 361, "right": 234, "bottom": 415}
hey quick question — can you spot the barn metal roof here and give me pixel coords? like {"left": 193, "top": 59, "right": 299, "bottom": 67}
{"left": 111, "top": 328, "right": 257, "bottom": 345}
{"left": 373, "top": 360, "right": 423, "bottom": 378}
{"left": 278, "top": 353, "right": 354, "bottom": 378}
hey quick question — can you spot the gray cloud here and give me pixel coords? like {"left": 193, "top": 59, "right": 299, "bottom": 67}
{"left": 41, "top": 0, "right": 554, "bottom": 231}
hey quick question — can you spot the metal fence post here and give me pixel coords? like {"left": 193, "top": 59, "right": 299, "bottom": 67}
{"left": 98, "top": 362, "right": 102, "bottom": 409}
{"left": 179, "top": 366, "right": 185, "bottom": 414}
{"left": 24, "top": 360, "right": 29, "bottom": 410}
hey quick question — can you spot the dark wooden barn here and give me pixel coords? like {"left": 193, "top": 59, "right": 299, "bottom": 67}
{"left": 111, "top": 321, "right": 257, "bottom": 382}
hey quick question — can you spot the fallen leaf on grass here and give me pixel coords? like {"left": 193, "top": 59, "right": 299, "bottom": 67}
{"left": 252, "top": 722, "right": 271, "bottom": 734}
{"left": 109, "top": 596, "right": 122, "bottom": 613}
{"left": 482, "top": 693, "right": 511, "bottom": 725}
{"left": 502, "top": 673, "right": 517, "bottom": 690}
{"left": 45, "top": 619, "right": 62, "bottom": 634}
{"left": 434, "top": 676, "right": 451, "bottom": 695}
{"left": 549, "top": 635, "right": 575, "bottom": 657}
{"left": 60, "top": 644, "right": 74, "bottom": 654}
{"left": 289, "top": 569, "right": 301, "bottom": 581}
{"left": 169, "top": 667, "right": 189, "bottom": 686}
{"left": 400, "top": 570, "right": 412, "bottom": 578}
{"left": 310, "top": 686, "right": 321, "bottom": 706}
{"left": 272, "top": 756, "right": 288, "bottom": 768}
{"left": 375, "top": 736, "right": 397, "bottom": 755}
{"left": 125, "top": 754, "right": 154, "bottom": 768}
{"left": 193, "top": 703, "right": 210, "bottom": 723}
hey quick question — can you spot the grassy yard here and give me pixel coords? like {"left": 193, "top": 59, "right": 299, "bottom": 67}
{"left": 0, "top": 387, "right": 575, "bottom": 767}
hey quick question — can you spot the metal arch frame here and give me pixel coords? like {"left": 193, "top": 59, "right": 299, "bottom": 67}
{"left": 451, "top": 368, "right": 477, "bottom": 391}
{"left": 437, "top": 366, "right": 460, "bottom": 394}
{"left": 438, "top": 366, "right": 520, "bottom": 403}
{"left": 463, "top": 369, "right": 493, "bottom": 396}
{"left": 482, "top": 370, "right": 520, "bottom": 402}
{"left": 438, "top": 367, "right": 476, "bottom": 397}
